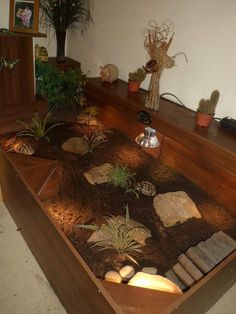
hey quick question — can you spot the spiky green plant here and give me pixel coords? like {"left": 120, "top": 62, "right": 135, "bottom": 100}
{"left": 16, "top": 112, "right": 63, "bottom": 141}
{"left": 81, "top": 131, "right": 108, "bottom": 154}
{"left": 128, "top": 68, "right": 146, "bottom": 82}
{"left": 107, "top": 164, "right": 138, "bottom": 197}
{"left": 197, "top": 89, "right": 220, "bottom": 115}
{"left": 77, "top": 206, "right": 144, "bottom": 263}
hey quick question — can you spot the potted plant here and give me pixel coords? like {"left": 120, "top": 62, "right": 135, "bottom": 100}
{"left": 196, "top": 90, "right": 220, "bottom": 127}
{"left": 128, "top": 68, "right": 146, "bottom": 92}
{"left": 40, "top": 0, "right": 92, "bottom": 63}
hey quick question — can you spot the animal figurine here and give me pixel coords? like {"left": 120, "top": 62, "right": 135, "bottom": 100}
{"left": 7, "top": 141, "right": 35, "bottom": 155}
{"left": 135, "top": 181, "right": 156, "bottom": 196}
{"left": 100, "top": 64, "right": 119, "bottom": 83}
{"left": 0, "top": 56, "right": 20, "bottom": 70}
{"left": 35, "top": 44, "right": 48, "bottom": 62}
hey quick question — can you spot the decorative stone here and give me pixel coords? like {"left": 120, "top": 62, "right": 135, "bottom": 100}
{"left": 186, "top": 247, "right": 215, "bottom": 274}
{"left": 178, "top": 254, "right": 203, "bottom": 281}
{"left": 128, "top": 272, "right": 182, "bottom": 294}
{"left": 165, "top": 269, "right": 186, "bottom": 291}
{"left": 153, "top": 191, "right": 201, "bottom": 227}
{"left": 83, "top": 163, "right": 114, "bottom": 185}
{"left": 172, "top": 263, "right": 195, "bottom": 287}
{"left": 119, "top": 265, "right": 135, "bottom": 280}
{"left": 61, "top": 137, "right": 88, "bottom": 155}
{"left": 88, "top": 215, "right": 151, "bottom": 245}
{"left": 141, "top": 267, "right": 157, "bottom": 275}
{"left": 104, "top": 271, "right": 122, "bottom": 283}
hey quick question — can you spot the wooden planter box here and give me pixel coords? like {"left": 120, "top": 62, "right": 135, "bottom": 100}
{"left": 0, "top": 78, "right": 235, "bottom": 314}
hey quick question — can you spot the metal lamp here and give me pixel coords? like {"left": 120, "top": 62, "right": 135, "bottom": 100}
{"left": 135, "top": 127, "right": 159, "bottom": 148}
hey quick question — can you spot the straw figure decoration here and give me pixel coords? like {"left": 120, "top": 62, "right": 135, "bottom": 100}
{"left": 144, "top": 20, "right": 187, "bottom": 111}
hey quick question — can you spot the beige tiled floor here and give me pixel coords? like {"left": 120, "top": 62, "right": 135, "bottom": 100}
{"left": 0, "top": 201, "right": 235, "bottom": 314}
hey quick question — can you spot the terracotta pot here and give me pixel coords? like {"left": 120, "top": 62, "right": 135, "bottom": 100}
{"left": 128, "top": 81, "right": 140, "bottom": 92}
{"left": 196, "top": 111, "right": 213, "bottom": 127}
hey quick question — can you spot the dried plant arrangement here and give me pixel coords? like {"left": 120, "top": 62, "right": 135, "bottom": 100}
{"left": 144, "top": 20, "right": 187, "bottom": 111}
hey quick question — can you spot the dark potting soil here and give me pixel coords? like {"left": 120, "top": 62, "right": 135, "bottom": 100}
{"left": 7, "top": 121, "right": 236, "bottom": 279}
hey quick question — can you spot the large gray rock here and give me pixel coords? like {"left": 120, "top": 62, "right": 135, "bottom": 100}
{"left": 153, "top": 191, "right": 201, "bottom": 227}
{"left": 83, "top": 163, "right": 113, "bottom": 185}
{"left": 88, "top": 215, "right": 151, "bottom": 245}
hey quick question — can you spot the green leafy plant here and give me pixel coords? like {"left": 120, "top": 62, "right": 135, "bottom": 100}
{"left": 35, "top": 60, "right": 87, "bottom": 109}
{"left": 108, "top": 164, "right": 138, "bottom": 197}
{"left": 40, "top": 0, "right": 92, "bottom": 62}
{"left": 82, "top": 131, "right": 108, "bottom": 154}
{"left": 128, "top": 67, "right": 146, "bottom": 82}
{"left": 197, "top": 89, "right": 220, "bottom": 115}
{"left": 16, "top": 112, "right": 63, "bottom": 141}
{"left": 77, "top": 206, "right": 144, "bottom": 263}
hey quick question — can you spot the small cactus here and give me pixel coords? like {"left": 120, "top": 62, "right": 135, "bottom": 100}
{"left": 128, "top": 68, "right": 146, "bottom": 83}
{"left": 197, "top": 90, "right": 220, "bottom": 115}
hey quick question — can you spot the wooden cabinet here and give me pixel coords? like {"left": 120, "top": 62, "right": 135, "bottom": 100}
{"left": 0, "top": 33, "right": 47, "bottom": 134}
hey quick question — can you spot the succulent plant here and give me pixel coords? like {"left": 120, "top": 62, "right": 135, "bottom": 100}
{"left": 77, "top": 205, "right": 144, "bottom": 264}
{"left": 16, "top": 112, "right": 63, "bottom": 141}
{"left": 197, "top": 90, "right": 220, "bottom": 115}
{"left": 128, "top": 68, "right": 146, "bottom": 83}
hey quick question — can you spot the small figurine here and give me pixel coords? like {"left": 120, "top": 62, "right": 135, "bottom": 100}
{"left": 35, "top": 44, "right": 48, "bottom": 62}
{"left": 100, "top": 64, "right": 119, "bottom": 83}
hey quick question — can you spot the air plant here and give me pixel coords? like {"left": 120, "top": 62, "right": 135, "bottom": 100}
{"left": 77, "top": 206, "right": 144, "bottom": 264}
{"left": 16, "top": 112, "right": 63, "bottom": 141}
{"left": 107, "top": 164, "right": 138, "bottom": 197}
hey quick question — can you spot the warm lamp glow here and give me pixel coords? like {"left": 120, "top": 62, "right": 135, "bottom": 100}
{"left": 128, "top": 272, "right": 182, "bottom": 294}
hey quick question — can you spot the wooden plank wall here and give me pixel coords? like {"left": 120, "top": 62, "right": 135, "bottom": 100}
{"left": 0, "top": 35, "right": 35, "bottom": 105}
{"left": 0, "top": 148, "right": 120, "bottom": 314}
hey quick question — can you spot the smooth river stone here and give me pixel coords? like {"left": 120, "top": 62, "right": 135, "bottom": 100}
{"left": 119, "top": 265, "right": 135, "bottom": 280}
{"left": 104, "top": 271, "right": 122, "bottom": 283}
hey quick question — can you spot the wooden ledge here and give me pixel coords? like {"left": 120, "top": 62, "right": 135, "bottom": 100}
{"left": 86, "top": 78, "right": 236, "bottom": 174}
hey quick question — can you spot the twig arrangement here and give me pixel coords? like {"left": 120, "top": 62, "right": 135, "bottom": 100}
{"left": 144, "top": 20, "right": 187, "bottom": 111}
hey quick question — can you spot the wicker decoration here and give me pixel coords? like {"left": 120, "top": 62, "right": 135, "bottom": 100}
{"left": 144, "top": 20, "right": 187, "bottom": 111}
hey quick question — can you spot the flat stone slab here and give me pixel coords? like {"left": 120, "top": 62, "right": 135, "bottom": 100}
{"left": 83, "top": 163, "right": 113, "bottom": 185}
{"left": 61, "top": 137, "right": 89, "bottom": 155}
{"left": 153, "top": 191, "right": 202, "bottom": 227}
{"left": 128, "top": 272, "right": 182, "bottom": 294}
{"left": 88, "top": 215, "right": 151, "bottom": 245}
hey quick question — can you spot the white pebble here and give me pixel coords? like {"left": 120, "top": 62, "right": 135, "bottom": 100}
{"left": 119, "top": 265, "right": 135, "bottom": 280}
{"left": 141, "top": 267, "right": 157, "bottom": 275}
{"left": 104, "top": 271, "right": 122, "bottom": 283}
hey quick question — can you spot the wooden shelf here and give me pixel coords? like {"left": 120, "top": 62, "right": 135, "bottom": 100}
{"left": 48, "top": 57, "right": 81, "bottom": 71}
{"left": 86, "top": 78, "right": 236, "bottom": 173}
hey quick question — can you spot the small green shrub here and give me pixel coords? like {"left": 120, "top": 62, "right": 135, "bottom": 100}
{"left": 77, "top": 206, "right": 144, "bottom": 263}
{"left": 35, "top": 60, "right": 87, "bottom": 109}
{"left": 17, "top": 112, "right": 63, "bottom": 141}
{"left": 108, "top": 164, "right": 138, "bottom": 197}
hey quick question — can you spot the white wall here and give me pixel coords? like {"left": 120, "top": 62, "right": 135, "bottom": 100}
{"left": 67, "top": 0, "right": 236, "bottom": 119}
{"left": 1, "top": 0, "right": 236, "bottom": 118}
